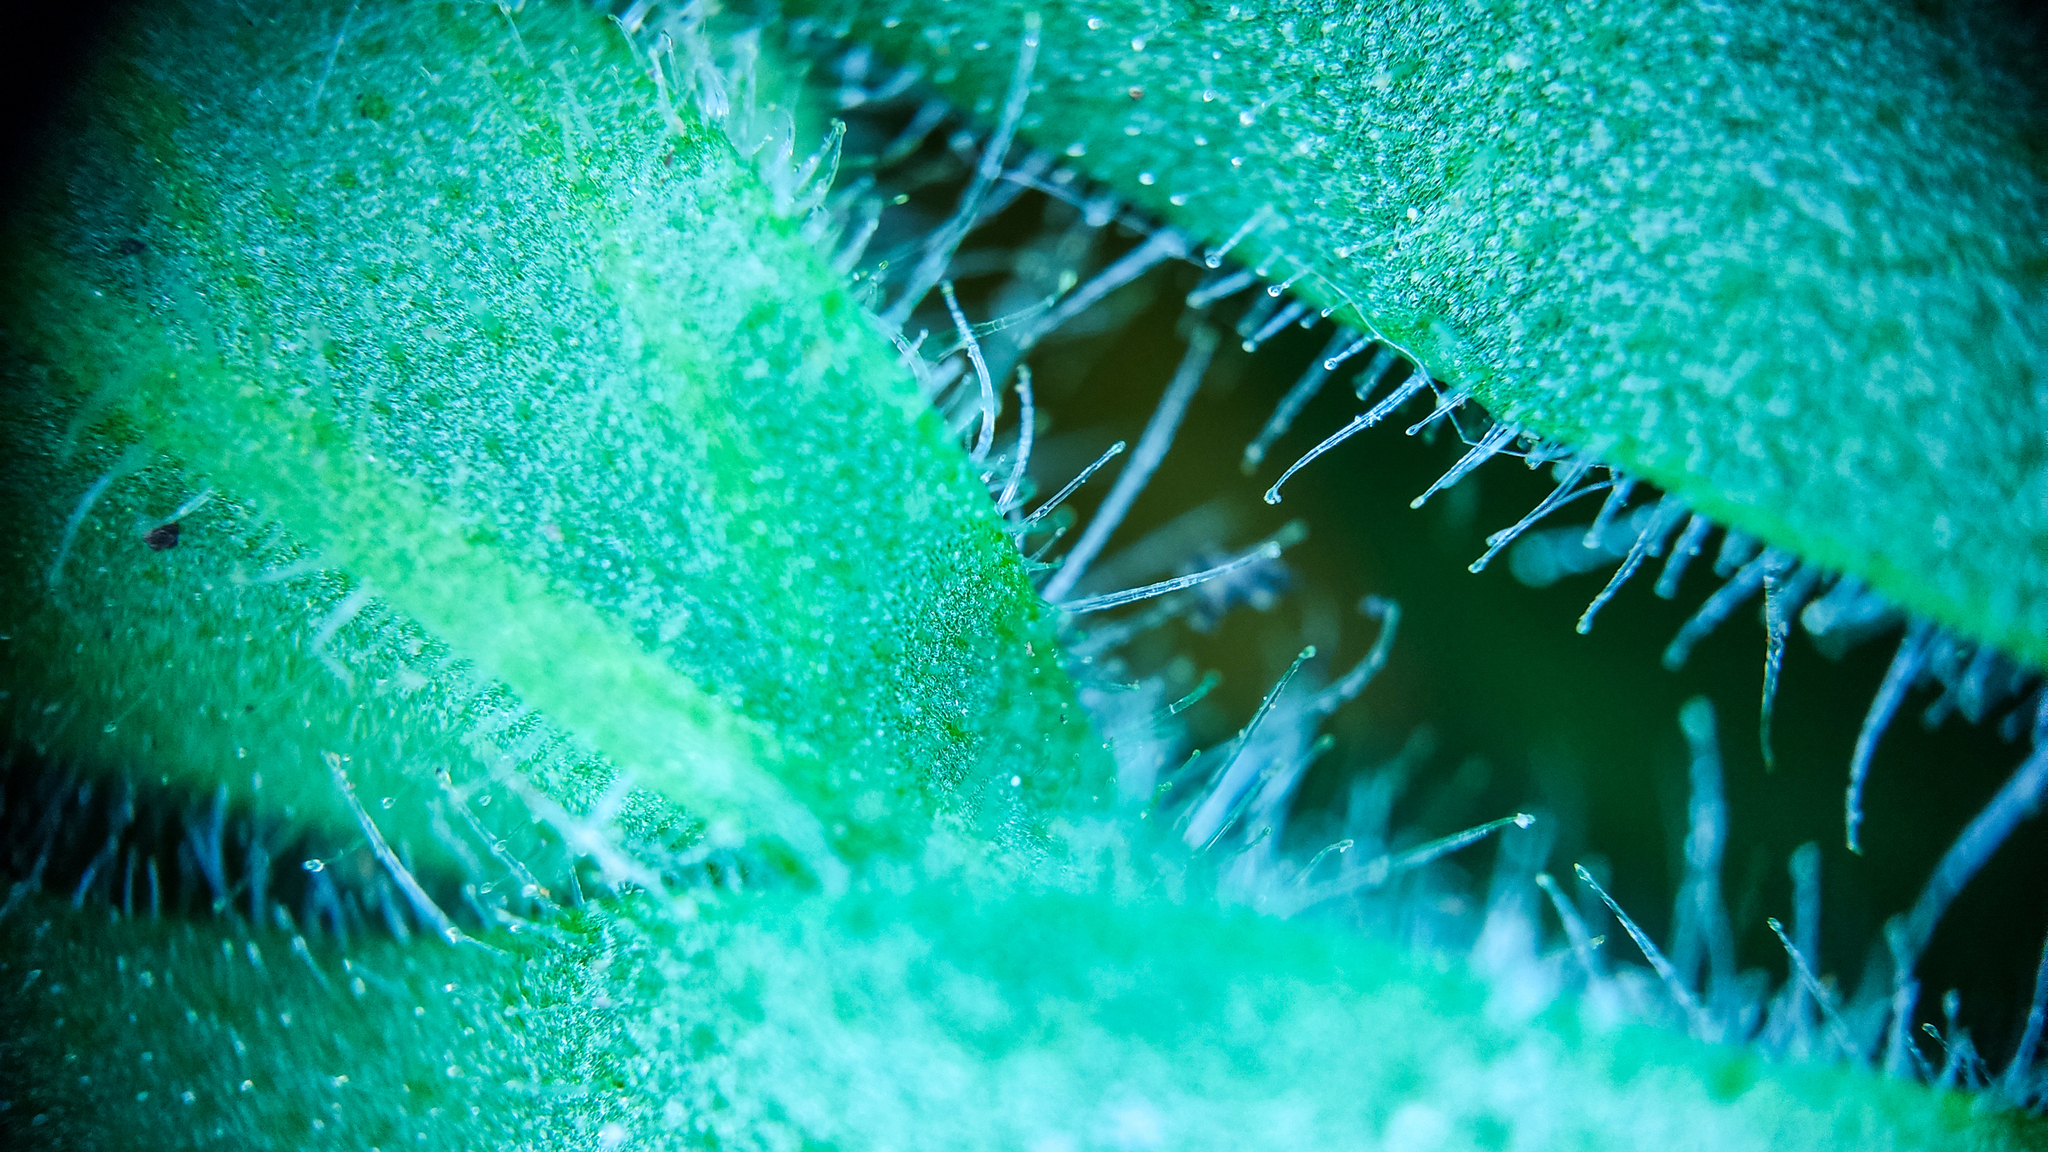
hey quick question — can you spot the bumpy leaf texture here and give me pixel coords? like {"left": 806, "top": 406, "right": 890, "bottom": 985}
{"left": 1, "top": 1, "right": 2044, "bottom": 1149}
{"left": 801, "top": 0, "right": 2048, "bottom": 670}
{"left": 0, "top": 0, "right": 1106, "bottom": 866}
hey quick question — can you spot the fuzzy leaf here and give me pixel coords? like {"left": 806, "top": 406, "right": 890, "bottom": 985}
{"left": 802, "top": 0, "right": 2048, "bottom": 669}
{"left": 0, "top": 0, "right": 1107, "bottom": 868}
{"left": 2, "top": 2, "right": 2045, "bottom": 1149}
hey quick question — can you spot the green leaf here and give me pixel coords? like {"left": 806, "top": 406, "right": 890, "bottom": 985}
{"left": 800, "top": 0, "right": 2048, "bottom": 670}
{"left": 0, "top": 0, "right": 1107, "bottom": 868}
{"left": 14, "top": 872, "right": 2045, "bottom": 1149}
{"left": 3, "top": 1, "right": 2045, "bottom": 1149}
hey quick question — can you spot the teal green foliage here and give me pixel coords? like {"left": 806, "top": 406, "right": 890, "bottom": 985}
{"left": 803, "top": 0, "right": 2048, "bottom": 670}
{"left": 0, "top": 0, "right": 1105, "bottom": 865}
{"left": 12, "top": 867, "right": 2041, "bottom": 1150}
{"left": 1, "top": 892, "right": 610, "bottom": 1149}
{"left": 3, "top": 1, "right": 2046, "bottom": 1148}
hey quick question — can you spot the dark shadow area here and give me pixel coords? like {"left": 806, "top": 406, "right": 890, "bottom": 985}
{"left": 0, "top": 2, "right": 134, "bottom": 208}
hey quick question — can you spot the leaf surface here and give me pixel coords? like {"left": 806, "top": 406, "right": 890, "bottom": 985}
{"left": 802, "top": 0, "right": 2048, "bottom": 668}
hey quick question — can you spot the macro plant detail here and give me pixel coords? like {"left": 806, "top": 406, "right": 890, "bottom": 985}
{"left": 816, "top": 0, "right": 2048, "bottom": 669}
{"left": 0, "top": 1, "right": 2044, "bottom": 1150}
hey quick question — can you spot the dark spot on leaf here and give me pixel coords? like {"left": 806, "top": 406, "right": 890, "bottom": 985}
{"left": 143, "top": 522, "right": 180, "bottom": 550}
{"left": 116, "top": 238, "right": 146, "bottom": 256}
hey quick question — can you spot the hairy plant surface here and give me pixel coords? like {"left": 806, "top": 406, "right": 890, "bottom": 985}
{"left": 1, "top": 0, "right": 1105, "bottom": 863}
{"left": 800, "top": 0, "right": 2048, "bottom": 670}
{"left": 1, "top": 1, "right": 2045, "bottom": 1149}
